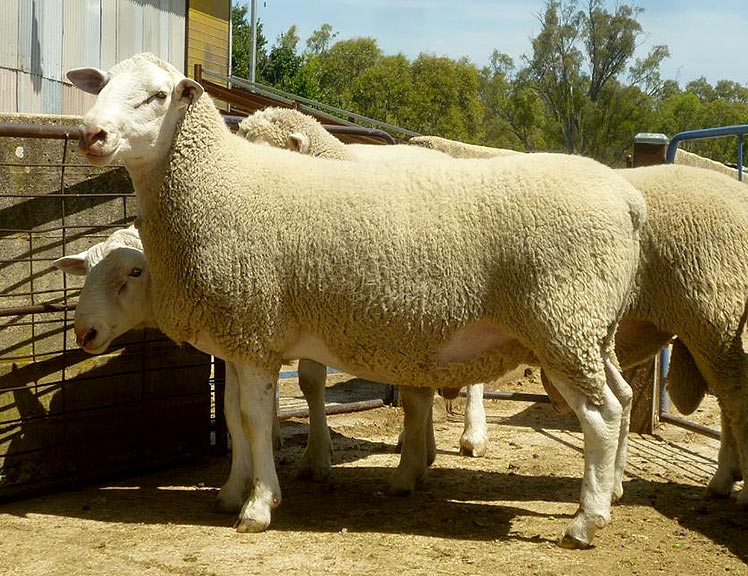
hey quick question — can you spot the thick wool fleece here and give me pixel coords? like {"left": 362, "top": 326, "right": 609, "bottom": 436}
{"left": 408, "top": 135, "right": 521, "bottom": 159}
{"left": 614, "top": 164, "right": 748, "bottom": 418}
{"left": 136, "top": 91, "right": 646, "bottom": 404}
{"left": 237, "top": 108, "right": 356, "bottom": 159}
{"left": 238, "top": 107, "right": 449, "bottom": 161}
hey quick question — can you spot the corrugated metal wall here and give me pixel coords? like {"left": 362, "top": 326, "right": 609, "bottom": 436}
{"left": 0, "top": 0, "right": 188, "bottom": 116}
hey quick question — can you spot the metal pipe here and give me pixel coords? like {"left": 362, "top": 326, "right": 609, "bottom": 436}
{"left": 665, "top": 124, "right": 748, "bottom": 182}
{"left": 0, "top": 302, "right": 76, "bottom": 318}
{"left": 459, "top": 389, "right": 551, "bottom": 404}
{"left": 278, "top": 398, "right": 385, "bottom": 421}
{"left": 660, "top": 413, "right": 721, "bottom": 440}
{"left": 249, "top": 0, "right": 258, "bottom": 83}
{"left": 658, "top": 345, "right": 672, "bottom": 414}
{"left": 0, "top": 122, "right": 82, "bottom": 139}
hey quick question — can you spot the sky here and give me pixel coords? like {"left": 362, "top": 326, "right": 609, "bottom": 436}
{"left": 244, "top": 0, "right": 748, "bottom": 87}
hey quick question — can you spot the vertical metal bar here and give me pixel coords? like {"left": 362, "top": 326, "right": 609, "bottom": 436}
{"left": 249, "top": 0, "right": 257, "bottom": 83}
{"left": 60, "top": 134, "right": 71, "bottom": 469}
{"left": 214, "top": 358, "right": 227, "bottom": 452}
{"left": 658, "top": 345, "right": 671, "bottom": 416}
{"left": 738, "top": 133, "right": 744, "bottom": 182}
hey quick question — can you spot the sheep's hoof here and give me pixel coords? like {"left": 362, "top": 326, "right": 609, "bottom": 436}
{"left": 234, "top": 518, "right": 269, "bottom": 533}
{"left": 296, "top": 465, "right": 332, "bottom": 483}
{"left": 611, "top": 486, "right": 624, "bottom": 505}
{"left": 705, "top": 485, "right": 732, "bottom": 500}
{"left": 459, "top": 442, "right": 487, "bottom": 458}
{"left": 735, "top": 491, "right": 748, "bottom": 508}
{"left": 213, "top": 495, "right": 244, "bottom": 514}
{"left": 558, "top": 533, "right": 594, "bottom": 550}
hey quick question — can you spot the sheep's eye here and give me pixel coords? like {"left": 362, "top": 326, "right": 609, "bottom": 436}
{"left": 129, "top": 267, "right": 142, "bottom": 277}
{"left": 154, "top": 91, "right": 168, "bottom": 100}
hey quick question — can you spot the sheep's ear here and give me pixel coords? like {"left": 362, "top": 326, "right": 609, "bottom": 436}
{"left": 66, "top": 67, "right": 107, "bottom": 94}
{"left": 174, "top": 78, "right": 204, "bottom": 109}
{"left": 52, "top": 252, "right": 89, "bottom": 276}
{"left": 288, "top": 132, "right": 310, "bottom": 154}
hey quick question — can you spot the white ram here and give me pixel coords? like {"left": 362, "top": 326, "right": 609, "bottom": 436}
{"left": 68, "top": 52, "right": 645, "bottom": 548}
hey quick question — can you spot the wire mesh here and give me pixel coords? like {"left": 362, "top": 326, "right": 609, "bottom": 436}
{"left": 0, "top": 119, "right": 216, "bottom": 501}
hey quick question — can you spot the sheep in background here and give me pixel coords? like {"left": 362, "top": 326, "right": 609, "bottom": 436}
{"left": 416, "top": 153, "right": 748, "bottom": 505}
{"left": 237, "top": 106, "right": 450, "bottom": 161}
{"left": 68, "top": 52, "right": 645, "bottom": 548}
{"left": 408, "top": 134, "right": 520, "bottom": 158}
{"left": 53, "top": 228, "right": 334, "bottom": 512}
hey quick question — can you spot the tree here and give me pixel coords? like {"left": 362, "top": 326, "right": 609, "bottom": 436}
{"left": 316, "top": 38, "right": 383, "bottom": 107}
{"left": 262, "top": 26, "right": 305, "bottom": 91}
{"left": 231, "top": 3, "right": 268, "bottom": 81}
{"left": 306, "top": 23, "right": 338, "bottom": 56}
{"left": 349, "top": 54, "right": 414, "bottom": 126}
{"left": 524, "top": 0, "right": 669, "bottom": 163}
{"left": 479, "top": 51, "right": 547, "bottom": 151}
{"left": 406, "top": 54, "right": 484, "bottom": 140}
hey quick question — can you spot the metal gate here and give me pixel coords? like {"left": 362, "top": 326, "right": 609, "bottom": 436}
{"left": 0, "top": 117, "right": 214, "bottom": 501}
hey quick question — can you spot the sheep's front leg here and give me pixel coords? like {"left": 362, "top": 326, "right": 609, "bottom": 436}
{"left": 234, "top": 363, "right": 282, "bottom": 533}
{"left": 389, "top": 386, "right": 434, "bottom": 494}
{"left": 296, "top": 359, "right": 333, "bottom": 481}
{"left": 460, "top": 383, "right": 489, "bottom": 457}
{"left": 546, "top": 369, "right": 622, "bottom": 549}
{"left": 216, "top": 362, "right": 253, "bottom": 512}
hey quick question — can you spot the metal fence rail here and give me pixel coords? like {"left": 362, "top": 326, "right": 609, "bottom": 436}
{"left": 666, "top": 123, "right": 747, "bottom": 181}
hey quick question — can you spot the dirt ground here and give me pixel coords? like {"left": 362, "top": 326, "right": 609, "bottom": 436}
{"left": 1, "top": 369, "right": 746, "bottom": 576}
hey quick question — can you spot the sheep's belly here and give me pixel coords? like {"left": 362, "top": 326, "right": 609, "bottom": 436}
{"left": 284, "top": 323, "right": 531, "bottom": 388}
{"left": 436, "top": 321, "right": 517, "bottom": 363}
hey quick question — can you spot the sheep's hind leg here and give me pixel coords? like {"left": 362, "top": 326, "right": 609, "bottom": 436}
{"left": 460, "top": 383, "right": 488, "bottom": 457}
{"left": 234, "top": 363, "right": 283, "bottom": 533}
{"left": 396, "top": 390, "right": 437, "bottom": 467}
{"left": 707, "top": 411, "right": 745, "bottom": 501}
{"left": 296, "top": 359, "right": 333, "bottom": 481}
{"left": 215, "top": 362, "right": 252, "bottom": 513}
{"left": 605, "top": 358, "right": 633, "bottom": 503}
{"left": 389, "top": 386, "right": 435, "bottom": 494}
{"left": 545, "top": 368, "right": 622, "bottom": 549}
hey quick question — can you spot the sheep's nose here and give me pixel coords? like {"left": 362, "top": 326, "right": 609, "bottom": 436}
{"left": 75, "top": 327, "right": 97, "bottom": 348}
{"left": 80, "top": 127, "right": 107, "bottom": 153}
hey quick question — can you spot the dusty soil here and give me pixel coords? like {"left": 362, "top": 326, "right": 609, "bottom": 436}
{"left": 1, "top": 370, "right": 746, "bottom": 576}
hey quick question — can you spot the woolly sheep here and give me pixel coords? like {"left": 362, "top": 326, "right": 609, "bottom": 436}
{"left": 438, "top": 160, "right": 748, "bottom": 505}
{"left": 53, "top": 228, "right": 334, "bottom": 511}
{"left": 238, "top": 108, "right": 526, "bottom": 458}
{"left": 408, "top": 134, "right": 520, "bottom": 158}
{"left": 237, "top": 106, "right": 450, "bottom": 161}
{"left": 68, "top": 52, "right": 646, "bottom": 548}
{"left": 252, "top": 111, "right": 748, "bottom": 504}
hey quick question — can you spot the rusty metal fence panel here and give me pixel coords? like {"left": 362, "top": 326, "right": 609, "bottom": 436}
{"left": 0, "top": 115, "right": 215, "bottom": 501}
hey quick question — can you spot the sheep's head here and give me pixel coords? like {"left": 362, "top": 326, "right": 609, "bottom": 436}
{"left": 67, "top": 53, "right": 203, "bottom": 168}
{"left": 54, "top": 229, "right": 153, "bottom": 354}
{"left": 237, "top": 107, "right": 321, "bottom": 154}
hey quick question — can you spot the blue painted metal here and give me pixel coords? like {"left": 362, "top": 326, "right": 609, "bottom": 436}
{"left": 658, "top": 344, "right": 671, "bottom": 415}
{"left": 665, "top": 123, "right": 748, "bottom": 181}
{"left": 278, "top": 366, "right": 341, "bottom": 381}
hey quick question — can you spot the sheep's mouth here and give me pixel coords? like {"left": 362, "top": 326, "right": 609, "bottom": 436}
{"left": 83, "top": 149, "right": 115, "bottom": 166}
{"left": 82, "top": 338, "right": 113, "bottom": 355}
{"left": 80, "top": 330, "right": 115, "bottom": 355}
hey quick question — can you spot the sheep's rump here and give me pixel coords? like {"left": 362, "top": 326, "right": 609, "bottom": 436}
{"left": 145, "top": 109, "right": 643, "bottom": 398}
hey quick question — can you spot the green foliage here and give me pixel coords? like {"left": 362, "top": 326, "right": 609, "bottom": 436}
{"left": 231, "top": 3, "right": 268, "bottom": 81}
{"left": 316, "top": 38, "right": 383, "bottom": 108}
{"left": 230, "top": 2, "right": 748, "bottom": 167}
